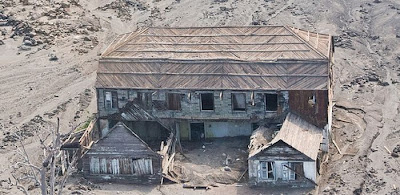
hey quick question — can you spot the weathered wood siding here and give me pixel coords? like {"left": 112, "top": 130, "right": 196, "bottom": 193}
{"left": 248, "top": 159, "right": 316, "bottom": 188}
{"left": 83, "top": 123, "right": 161, "bottom": 184}
{"left": 97, "top": 89, "right": 289, "bottom": 121}
{"left": 288, "top": 90, "right": 328, "bottom": 128}
{"left": 248, "top": 141, "right": 316, "bottom": 187}
{"left": 251, "top": 140, "right": 312, "bottom": 161}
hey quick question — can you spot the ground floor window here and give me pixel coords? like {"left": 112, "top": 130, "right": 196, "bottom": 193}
{"left": 260, "top": 161, "right": 275, "bottom": 180}
{"left": 90, "top": 157, "right": 153, "bottom": 175}
{"left": 282, "top": 162, "right": 303, "bottom": 180}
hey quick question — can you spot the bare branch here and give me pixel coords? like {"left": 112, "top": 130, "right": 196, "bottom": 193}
{"left": 14, "top": 162, "right": 41, "bottom": 172}
{"left": 11, "top": 174, "right": 29, "bottom": 195}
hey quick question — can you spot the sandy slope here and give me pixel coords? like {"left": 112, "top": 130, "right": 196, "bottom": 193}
{"left": 0, "top": 0, "right": 400, "bottom": 194}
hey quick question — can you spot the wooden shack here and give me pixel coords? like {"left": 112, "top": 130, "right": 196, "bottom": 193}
{"left": 248, "top": 113, "right": 323, "bottom": 187}
{"left": 82, "top": 122, "right": 161, "bottom": 184}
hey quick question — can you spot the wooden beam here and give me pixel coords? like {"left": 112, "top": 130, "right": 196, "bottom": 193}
{"left": 99, "top": 72, "right": 329, "bottom": 77}
{"left": 115, "top": 49, "right": 312, "bottom": 53}
{"left": 125, "top": 42, "right": 306, "bottom": 46}
{"left": 384, "top": 146, "right": 392, "bottom": 154}
{"left": 139, "top": 34, "right": 294, "bottom": 37}
{"left": 332, "top": 139, "right": 342, "bottom": 154}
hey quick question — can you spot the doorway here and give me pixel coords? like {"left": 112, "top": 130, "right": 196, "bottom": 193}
{"left": 190, "top": 123, "right": 205, "bottom": 141}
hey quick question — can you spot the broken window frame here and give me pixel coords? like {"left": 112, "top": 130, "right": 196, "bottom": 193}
{"left": 282, "top": 162, "right": 303, "bottom": 181}
{"left": 231, "top": 93, "right": 246, "bottom": 111}
{"left": 137, "top": 91, "right": 153, "bottom": 110}
{"left": 167, "top": 93, "right": 182, "bottom": 110}
{"left": 259, "top": 161, "right": 275, "bottom": 180}
{"left": 265, "top": 93, "right": 278, "bottom": 112}
{"left": 104, "top": 91, "right": 118, "bottom": 110}
{"left": 200, "top": 93, "right": 214, "bottom": 111}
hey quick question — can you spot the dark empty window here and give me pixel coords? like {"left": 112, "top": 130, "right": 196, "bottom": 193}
{"left": 265, "top": 93, "right": 278, "bottom": 111}
{"left": 232, "top": 93, "right": 246, "bottom": 111}
{"left": 167, "top": 93, "right": 181, "bottom": 110}
{"left": 201, "top": 93, "right": 214, "bottom": 110}
{"left": 137, "top": 92, "right": 152, "bottom": 110}
{"left": 105, "top": 91, "right": 118, "bottom": 109}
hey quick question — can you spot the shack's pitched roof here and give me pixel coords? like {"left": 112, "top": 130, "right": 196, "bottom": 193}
{"left": 87, "top": 122, "right": 159, "bottom": 157}
{"left": 249, "top": 113, "right": 323, "bottom": 160}
{"left": 97, "top": 26, "right": 332, "bottom": 90}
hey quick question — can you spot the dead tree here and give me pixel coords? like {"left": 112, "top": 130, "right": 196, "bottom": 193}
{"left": 12, "top": 117, "right": 78, "bottom": 195}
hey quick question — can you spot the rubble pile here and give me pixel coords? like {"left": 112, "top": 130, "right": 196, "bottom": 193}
{"left": 2, "top": 115, "right": 46, "bottom": 144}
{"left": 0, "top": 0, "right": 101, "bottom": 53}
{"left": 98, "top": 0, "right": 148, "bottom": 20}
{"left": 392, "top": 144, "right": 400, "bottom": 158}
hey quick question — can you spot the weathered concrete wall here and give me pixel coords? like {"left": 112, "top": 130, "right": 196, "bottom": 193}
{"left": 204, "top": 121, "right": 252, "bottom": 138}
{"left": 97, "top": 89, "right": 289, "bottom": 121}
{"left": 179, "top": 121, "right": 189, "bottom": 140}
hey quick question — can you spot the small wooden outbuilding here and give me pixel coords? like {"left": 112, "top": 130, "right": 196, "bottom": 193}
{"left": 82, "top": 122, "right": 162, "bottom": 184}
{"left": 248, "top": 113, "right": 323, "bottom": 187}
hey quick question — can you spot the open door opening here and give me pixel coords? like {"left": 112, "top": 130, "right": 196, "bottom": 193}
{"left": 190, "top": 123, "right": 205, "bottom": 141}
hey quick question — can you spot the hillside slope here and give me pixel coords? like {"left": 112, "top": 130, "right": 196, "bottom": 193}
{"left": 0, "top": 0, "right": 399, "bottom": 194}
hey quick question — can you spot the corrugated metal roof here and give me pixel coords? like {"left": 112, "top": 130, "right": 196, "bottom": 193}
{"left": 97, "top": 26, "right": 332, "bottom": 90}
{"left": 249, "top": 113, "right": 323, "bottom": 160}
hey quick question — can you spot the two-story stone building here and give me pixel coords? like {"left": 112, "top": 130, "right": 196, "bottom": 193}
{"left": 96, "top": 26, "right": 332, "bottom": 143}
{"left": 89, "top": 26, "right": 334, "bottom": 185}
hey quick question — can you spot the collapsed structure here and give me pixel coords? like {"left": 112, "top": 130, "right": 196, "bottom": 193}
{"left": 78, "top": 26, "right": 333, "bottom": 186}
{"left": 248, "top": 113, "right": 323, "bottom": 187}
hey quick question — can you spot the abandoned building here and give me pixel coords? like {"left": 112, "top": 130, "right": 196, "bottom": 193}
{"left": 86, "top": 26, "right": 334, "bottom": 185}
{"left": 248, "top": 113, "right": 323, "bottom": 187}
{"left": 82, "top": 122, "right": 162, "bottom": 184}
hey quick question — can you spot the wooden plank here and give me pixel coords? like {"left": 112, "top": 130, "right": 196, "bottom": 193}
{"left": 332, "top": 139, "right": 342, "bottom": 155}
{"left": 115, "top": 49, "right": 312, "bottom": 53}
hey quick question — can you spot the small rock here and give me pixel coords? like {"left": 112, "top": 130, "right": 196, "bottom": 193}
{"left": 23, "top": 39, "right": 33, "bottom": 46}
{"left": 223, "top": 166, "right": 231, "bottom": 172}
{"left": 19, "top": 45, "right": 31, "bottom": 51}
{"left": 0, "top": 40, "right": 4, "bottom": 45}
{"left": 83, "top": 36, "right": 91, "bottom": 41}
{"left": 49, "top": 53, "right": 58, "bottom": 61}
{"left": 378, "top": 81, "right": 390, "bottom": 86}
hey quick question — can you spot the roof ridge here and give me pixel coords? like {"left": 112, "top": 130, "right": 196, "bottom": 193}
{"left": 101, "top": 27, "right": 149, "bottom": 57}
{"left": 102, "top": 122, "right": 157, "bottom": 154}
{"left": 284, "top": 26, "right": 328, "bottom": 59}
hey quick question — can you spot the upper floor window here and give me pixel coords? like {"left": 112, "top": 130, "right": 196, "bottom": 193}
{"left": 232, "top": 93, "right": 246, "bottom": 111}
{"left": 201, "top": 93, "right": 214, "bottom": 111}
{"left": 265, "top": 93, "right": 278, "bottom": 111}
{"left": 105, "top": 91, "right": 118, "bottom": 109}
{"left": 167, "top": 93, "right": 181, "bottom": 110}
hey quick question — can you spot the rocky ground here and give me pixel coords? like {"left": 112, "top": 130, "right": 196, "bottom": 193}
{"left": 0, "top": 0, "right": 399, "bottom": 194}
